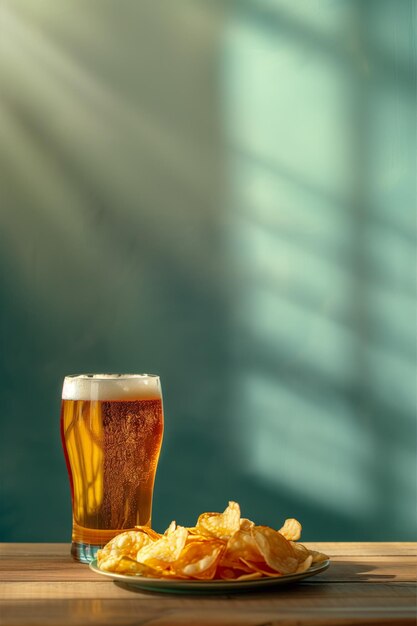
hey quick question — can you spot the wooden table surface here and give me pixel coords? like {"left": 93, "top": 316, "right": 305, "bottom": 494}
{"left": 0, "top": 543, "right": 416, "bottom": 626}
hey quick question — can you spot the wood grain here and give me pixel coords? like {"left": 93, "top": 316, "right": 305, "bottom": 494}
{"left": 0, "top": 581, "right": 415, "bottom": 601}
{"left": 0, "top": 543, "right": 415, "bottom": 626}
{"left": 0, "top": 600, "right": 415, "bottom": 626}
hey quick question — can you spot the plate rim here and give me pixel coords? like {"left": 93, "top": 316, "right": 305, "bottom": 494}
{"left": 89, "top": 557, "right": 330, "bottom": 589}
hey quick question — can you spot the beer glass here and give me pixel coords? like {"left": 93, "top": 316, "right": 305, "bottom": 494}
{"left": 60, "top": 374, "right": 164, "bottom": 563}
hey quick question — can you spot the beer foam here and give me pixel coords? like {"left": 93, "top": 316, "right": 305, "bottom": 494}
{"left": 62, "top": 374, "right": 162, "bottom": 401}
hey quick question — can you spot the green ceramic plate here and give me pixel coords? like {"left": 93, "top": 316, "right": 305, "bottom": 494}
{"left": 89, "top": 558, "right": 330, "bottom": 594}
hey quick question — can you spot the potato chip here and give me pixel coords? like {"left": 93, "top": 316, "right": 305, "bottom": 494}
{"left": 240, "top": 558, "right": 282, "bottom": 577}
{"left": 97, "top": 530, "right": 153, "bottom": 564}
{"left": 290, "top": 541, "right": 310, "bottom": 563}
{"left": 173, "top": 541, "right": 223, "bottom": 579}
{"left": 222, "top": 529, "right": 262, "bottom": 564}
{"left": 253, "top": 526, "right": 298, "bottom": 574}
{"left": 136, "top": 525, "right": 188, "bottom": 565}
{"left": 164, "top": 521, "right": 176, "bottom": 535}
{"left": 98, "top": 554, "right": 158, "bottom": 576}
{"left": 134, "top": 525, "right": 161, "bottom": 541}
{"left": 217, "top": 565, "right": 259, "bottom": 580}
{"left": 197, "top": 501, "right": 241, "bottom": 539}
{"left": 296, "top": 554, "right": 313, "bottom": 574}
{"left": 240, "top": 518, "right": 255, "bottom": 531}
{"left": 279, "top": 518, "right": 302, "bottom": 541}
{"left": 309, "top": 549, "right": 329, "bottom": 564}
{"left": 186, "top": 527, "right": 201, "bottom": 535}
{"left": 234, "top": 571, "right": 263, "bottom": 581}
{"left": 186, "top": 534, "right": 212, "bottom": 543}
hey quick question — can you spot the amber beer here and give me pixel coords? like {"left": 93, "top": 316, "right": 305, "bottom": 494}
{"left": 61, "top": 374, "right": 164, "bottom": 563}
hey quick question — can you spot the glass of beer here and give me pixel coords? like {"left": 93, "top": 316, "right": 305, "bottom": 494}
{"left": 60, "top": 374, "right": 164, "bottom": 563}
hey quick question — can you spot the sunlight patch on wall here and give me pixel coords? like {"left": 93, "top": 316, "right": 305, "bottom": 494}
{"left": 239, "top": 372, "right": 374, "bottom": 516}
{"left": 222, "top": 3, "right": 353, "bottom": 199}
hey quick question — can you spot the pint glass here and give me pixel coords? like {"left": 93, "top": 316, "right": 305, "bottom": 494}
{"left": 60, "top": 374, "right": 164, "bottom": 563}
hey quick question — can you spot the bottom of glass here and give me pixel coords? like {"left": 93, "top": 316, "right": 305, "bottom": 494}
{"left": 71, "top": 542, "right": 104, "bottom": 564}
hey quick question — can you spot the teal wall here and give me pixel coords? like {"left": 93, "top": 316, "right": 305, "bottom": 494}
{"left": 0, "top": 0, "right": 415, "bottom": 542}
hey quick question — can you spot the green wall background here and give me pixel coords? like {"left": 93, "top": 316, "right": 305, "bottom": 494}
{"left": 0, "top": 0, "right": 415, "bottom": 542}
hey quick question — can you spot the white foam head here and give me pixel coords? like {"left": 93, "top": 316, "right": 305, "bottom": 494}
{"left": 62, "top": 374, "right": 162, "bottom": 401}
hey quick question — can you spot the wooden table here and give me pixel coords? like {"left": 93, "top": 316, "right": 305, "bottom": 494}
{"left": 0, "top": 543, "right": 416, "bottom": 625}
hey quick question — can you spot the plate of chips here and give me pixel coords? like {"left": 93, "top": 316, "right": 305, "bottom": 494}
{"left": 89, "top": 502, "right": 330, "bottom": 593}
